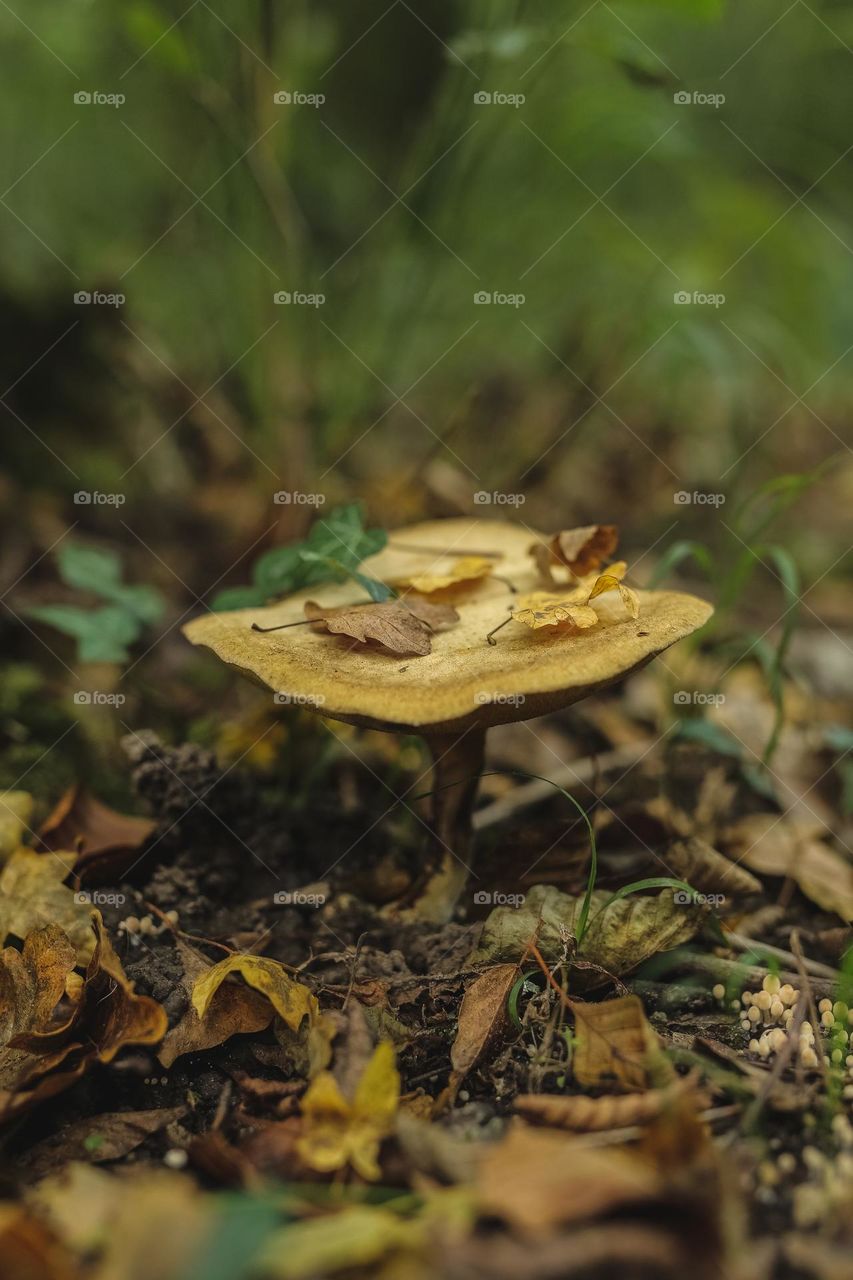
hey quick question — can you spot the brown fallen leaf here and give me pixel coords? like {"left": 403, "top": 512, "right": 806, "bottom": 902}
{"left": 665, "top": 836, "right": 762, "bottom": 897}
{"left": 573, "top": 994, "right": 669, "bottom": 1091}
{"left": 447, "top": 964, "right": 518, "bottom": 1096}
{"left": 303, "top": 600, "right": 438, "bottom": 657}
{"left": 534, "top": 525, "right": 619, "bottom": 578}
{"left": 721, "top": 814, "right": 853, "bottom": 922}
{"left": 192, "top": 952, "right": 334, "bottom": 1076}
{"left": 158, "top": 940, "right": 273, "bottom": 1068}
{"left": 0, "top": 847, "right": 95, "bottom": 964}
{"left": 0, "top": 1202, "right": 78, "bottom": 1280}
{"left": 37, "top": 785, "right": 155, "bottom": 884}
{"left": 21, "top": 1106, "right": 186, "bottom": 1181}
{"left": 514, "top": 1078, "right": 706, "bottom": 1132}
{"left": 0, "top": 925, "right": 77, "bottom": 1047}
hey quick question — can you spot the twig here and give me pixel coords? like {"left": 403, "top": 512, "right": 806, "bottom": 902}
{"left": 789, "top": 928, "right": 830, "bottom": 1088}
{"left": 724, "top": 931, "right": 840, "bottom": 981}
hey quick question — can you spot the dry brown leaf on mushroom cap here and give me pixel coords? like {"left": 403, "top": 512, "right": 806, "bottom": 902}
{"left": 184, "top": 519, "right": 712, "bottom": 735}
{"left": 531, "top": 524, "right": 620, "bottom": 583}
{"left": 301, "top": 596, "right": 458, "bottom": 658}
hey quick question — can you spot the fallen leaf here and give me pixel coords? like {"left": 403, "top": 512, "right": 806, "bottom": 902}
{"left": 297, "top": 1040, "right": 400, "bottom": 1180}
{"left": 304, "top": 600, "right": 435, "bottom": 657}
{"left": 0, "top": 1202, "right": 77, "bottom": 1280}
{"left": 449, "top": 964, "right": 518, "bottom": 1085}
{"left": 511, "top": 595, "right": 600, "bottom": 632}
{"left": 37, "top": 785, "right": 155, "bottom": 883}
{"left": 470, "top": 884, "right": 704, "bottom": 975}
{"left": 192, "top": 952, "right": 333, "bottom": 1076}
{"left": 534, "top": 525, "right": 619, "bottom": 577}
{"left": 514, "top": 1080, "right": 705, "bottom": 1132}
{"left": 572, "top": 995, "right": 668, "bottom": 1091}
{"left": 253, "top": 1206, "right": 418, "bottom": 1280}
{"left": 0, "top": 847, "right": 95, "bottom": 964}
{"left": 158, "top": 941, "right": 273, "bottom": 1068}
{"left": 721, "top": 814, "right": 853, "bottom": 921}
{"left": 394, "top": 555, "right": 493, "bottom": 594}
{"left": 0, "top": 925, "right": 77, "bottom": 1047}
{"left": 587, "top": 571, "right": 640, "bottom": 621}
{"left": 0, "top": 791, "right": 34, "bottom": 861}
{"left": 664, "top": 836, "right": 761, "bottom": 897}
{"left": 21, "top": 1107, "right": 186, "bottom": 1181}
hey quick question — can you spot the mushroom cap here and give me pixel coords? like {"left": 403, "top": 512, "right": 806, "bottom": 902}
{"left": 183, "top": 519, "right": 712, "bottom": 735}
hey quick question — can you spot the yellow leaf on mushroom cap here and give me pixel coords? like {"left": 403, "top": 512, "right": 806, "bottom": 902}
{"left": 394, "top": 555, "right": 493, "bottom": 595}
{"left": 512, "top": 595, "right": 600, "bottom": 632}
{"left": 298, "top": 1040, "right": 400, "bottom": 1180}
{"left": 587, "top": 572, "right": 640, "bottom": 622}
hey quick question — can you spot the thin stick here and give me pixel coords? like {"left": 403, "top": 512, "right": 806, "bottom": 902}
{"left": 789, "top": 927, "right": 831, "bottom": 1087}
{"left": 724, "top": 930, "right": 839, "bottom": 981}
{"left": 485, "top": 613, "right": 513, "bottom": 645}
{"left": 389, "top": 540, "right": 503, "bottom": 559}
{"left": 252, "top": 619, "right": 316, "bottom": 632}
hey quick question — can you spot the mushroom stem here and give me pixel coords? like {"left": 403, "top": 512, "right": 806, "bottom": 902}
{"left": 407, "top": 727, "right": 487, "bottom": 923}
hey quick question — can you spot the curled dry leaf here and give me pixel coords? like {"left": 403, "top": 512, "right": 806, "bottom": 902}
{"left": 721, "top": 813, "right": 853, "bottom": 922}
{"left": 587, "top": 572, "right": 640, "bottom": 622}
{"left": 531, "top": 525, "right": 619, "bottom": 580}
{"left": 22, "top": 1106, "right": 186, "bottom": 1181}
{"left": 665, "top": 836, "right": 761, "bottom": 897}
{"left": 514, "top": 1080, "right": 706, "bottom": 1132}
{"left": 511, "top": 595, "right": 600, "bottom": 633}
{"left": 470, "top": 884, "right": 704, "bottom": 976}
{"left": 297, "top": 1040, "right": 400, "bottom": 1180}
{"left": 303, "top": 598, "right": 455, "bottom": 657}
{"left": 37, "top": 785, "right": 155, "bottom": 884}
{"left": 0, "top": 925, "right": 77, "bottom": 1048}
{"left": 158, "top": 940, "right": 273, "bottom": 1068}
{"left": 191, "top": 952, "right": 334, "bottom": 1076}
{"left": 572, "top": 994, "right": 670, "bottom": 1091}
{"left": 394, "top": 555, "right": 493, "bottom": 595}
{"left": 0, "top": 847, "right": 95, "bottom": 964}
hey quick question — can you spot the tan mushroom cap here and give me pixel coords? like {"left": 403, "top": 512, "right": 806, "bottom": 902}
{"left": 183, "top": 519, "right": 712, "bottom": 735}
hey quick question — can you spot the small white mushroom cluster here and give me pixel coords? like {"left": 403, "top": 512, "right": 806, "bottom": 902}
{"left": 119, "top": 909, "right": 179, "bottom": 940}
{"left": 792, "top": 1116, "right": 853, "bottom": 1228}
{"left": 714, "top": 974, "right": 853, "bottom": 1072}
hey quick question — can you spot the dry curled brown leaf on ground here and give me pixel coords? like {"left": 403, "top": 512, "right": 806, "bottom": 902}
{"left": 0, "top": 914, "right": 167, "bottom": 1121}
{"left": 445, "top": 963, "right": 518, "bottom": 1103}
{"left": 191, "top": 951, "right": 334, "bottom": 1076}
{"left": 513, "top": 1077, "right": 708, "bottom": 1132}
{"left": 571, "top": 994, "right": 672, "bottom": 1091}
{"left": 158, "top": 940, "right": 274, "bottom": 1068}
{"left": 303, "top": 597, "right": 457, "bottom": 657}
{"left": 21, "top": 1106, "right": 186, "bottom": 1181}
{"left": 720, "top": 813, "right": 853, "bottom": 922}
{"left": 0, "top": 847, "right": 95, "bottom": 964}
{"left": 36, "top": 785, "right": 155, "bottom": 883}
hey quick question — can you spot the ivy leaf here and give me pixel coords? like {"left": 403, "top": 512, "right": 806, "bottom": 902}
{"left": 211, "top": 585, "right": 268, "bottom": 612}
{"left": 28, "top": 604, "right": 141, "bottom": 663}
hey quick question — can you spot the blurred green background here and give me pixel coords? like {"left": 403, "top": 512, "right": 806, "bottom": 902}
{"left": 1, "top": 0, "right": 851, "bottom": 795}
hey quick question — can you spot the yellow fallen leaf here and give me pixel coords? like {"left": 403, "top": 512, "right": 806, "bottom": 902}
{"left": 0, "top": 847, "right": 95, "bottom": 963}
{"left": 572, "top": 995, "right": 670, "bottom": 1091}
{"left": 0, "top": 792, "right": 33, "bottom": 862}
{"left": 191, "top": 952, "right": 334, "bottom": 1076}
{"left": 298, "top": 1040, "right": 400, "bottom": 1180}
{"left": 512, "top": 594, "right": 599, "bottom": 632}
{"left": 587, "top": 571, "right": 640, "bottom": 622}
{"left": 394, "top": 556, "right": 493, "bottom": 595}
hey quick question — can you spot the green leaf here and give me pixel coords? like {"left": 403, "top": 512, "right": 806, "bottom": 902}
{"left": 57, "top": 544, "right": 123, "bottom": 596}
{"left": 29, "top": 604, "right": 141, "bottom": 663}
{"left": 672, "top": 718, "right": 742, "bottom": 758}
{"left": 210, "top": 586, "right": 268, "bottom": 612}
{"left": 648, "top": 540, "right": 715, "bottom": 588}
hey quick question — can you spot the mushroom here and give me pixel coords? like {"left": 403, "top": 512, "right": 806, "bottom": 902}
{"left": 183, "top": 519, "right": 712, "bottom": 922}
